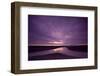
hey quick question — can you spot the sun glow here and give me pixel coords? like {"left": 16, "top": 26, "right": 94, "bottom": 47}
{"left": 48, "top": 40, "right": 64, "bottom": 44}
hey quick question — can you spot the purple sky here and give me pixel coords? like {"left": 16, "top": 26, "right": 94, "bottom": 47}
{"left": 28, "top": 15, "right": 88, "bottom": 45}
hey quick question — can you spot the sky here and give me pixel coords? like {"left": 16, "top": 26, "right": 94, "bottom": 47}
{"left": 28, "top": 15, "right": 88, "bottom": 45}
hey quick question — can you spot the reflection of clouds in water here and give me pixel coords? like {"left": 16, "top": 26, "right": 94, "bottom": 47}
{"left": 53, "top": 47, "right": 64, "bottom": 53}
{"left": 61, "top": 47, "right": 87, "bottom": 57}
{"left": 29, "top": 47, "right": 87, "bottom": 58}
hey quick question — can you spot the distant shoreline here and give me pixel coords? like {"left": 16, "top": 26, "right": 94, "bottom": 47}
{"left": 28, "top": 44, "right": 87, "bottom": 46}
